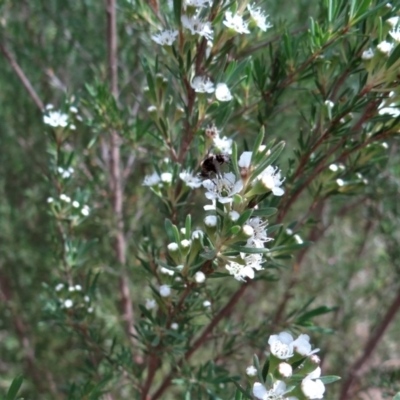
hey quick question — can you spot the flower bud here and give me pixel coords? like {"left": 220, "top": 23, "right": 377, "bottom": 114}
{"left": 278, "top": 362, "right": 293, "bottom": 378}
{"left": 159, "top": 285, "right": 171, "bottom": 297}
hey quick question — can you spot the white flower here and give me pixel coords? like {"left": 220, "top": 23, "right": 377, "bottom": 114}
{"left": 215, "top": 83, "right": 233, "bottom": 102}
{"left": 361, "top": 48, "right": 375, "bottom": 60}
{"left": 246, "top": 217, "right": 272, "bottom": 248}
{"left": 377, "top": 40, "right": 394, "bottom": 55}
{"left": 46, "top": 104, "right": 54, "bottom": 110}
{"left": 329, "top": 164, "right": 338, "bottom": 172}
{"left": 378, "top": 105, "right": 400, "bottom": 117}
{"left": 191, "top": 76, "right": 215, "bottom": 93}
{"left": 324, "top": 100, "right": 334, "bottom": 108}
{"left": 238, "top": 151, "right": 253, "bottom": 168}
{"left": 179, "top": 170, "right": 202, "bottom": 188}
{"left": 336, "top": 178, "right": 344, "bottom": 186}
{"left": 84, "top": 296, "right": 90, "bottom": 302}
{"left": 60, "top": 194, "right": 71, "bottom": 203}
{"left": 81, "top": 205, "right": 90, "bottom": 216}
{"left": 292, "top": 334, "right": 320, "bottom": 356}
{"left": 242, "top": 253, "right": 263, "bottom": 271}
{"left": 268, "top": 332, "right": 295, "bottom": 359}
{"left": 194, "top": 271, "right": 206, "bottom": 283}
{"left": 70, "top": 106, "right": 78, "bottom": 113}
{"left": 161, "top": 172, "right": 173, "bottom": 183}
{"left": 170, "top": 322, "right": 179, "bottom": 330}
{"left": 160, "top": 266, "right": 175, "bottom": 276}
{"left": 256, "top": 165, "right": 285, "bottom": 196}
{"left": 47, "top": 197, "right": 54, "bottom": 203}
{"left": 387, "top": 16, "right": 399, "bottom": 27}
{"left": 223, "top": 11, "right": 250, "bottom": 34}
{"left": 242, "top": 224, "right": 255, "bottom": 238}
{"left": 87, "top": 307, "right": 93, "bottom": 313}
{"left": 75, "top": 285, "right": 82, "bottom": 291}
{"left": 278, "top": 362, "right": 293, "bottom": 378}
{"left": 184, "top": 0, "right": 212, "bottom": 7}
{"left": 225, "top": 259, "right": 255, "bottom": 281}
{"left": 225, "top": 253, "right": 263, "bottom": 281}
{"left": 253, "top": 381, "right": 289, "bottom": 400}
{"left": 192, "top": 229, "right": 204, "bottom": 240}
{"left": 204, "top": 215, "right": 217, "bottom": 227}
{"left": 229, "top": 210, "right": 240, "bottom": 221}
{"left": 63, "top": 299, "right": 73, "bottom": 308}
{"left": 246, "top": 365, "right": 257, "bottom": 376}
{"left": 159, "top": 285, "right": 171, "bottom": 297}
{"left": 151, "top": 30, "right": 179, "bottom": 46}
{"left": 181, "top": 15, "right": 213, "bottom": 40}
{"left": 181, "top": 239, "right": 191, "bottom": 249}
{"left": 247, "top": 4, "right": 273, "bottom": 32}
{"left": 301, "top": 367, "right": 325, "bottom": 399}
{"left": 167, "top": 242, "right": 179, "bottom": 251}
{"left": 202, "top": 172, "right": 243, "bottom": 204}
{"left": 203, "top": 300, "right": 211, "bottom": 307}
{"left": 44, "top": 111, "right": 69, "bottom": 128}
{"left": 72, "top": 201, "right": 80, "bottom": 208}
{"left": 389, "top": 27, "right": 400, "bottom": 42}
{"left": 213, "top": 135, "right": 233, "bottom": 154}
{"left": 143, "top": 172, "right": 161, "bottom": 186}
{"left": 205, "top": 124, "right": 220, "bottom": 139}
{"left": 55, "top": 283, "right": 64, "bottom": 291}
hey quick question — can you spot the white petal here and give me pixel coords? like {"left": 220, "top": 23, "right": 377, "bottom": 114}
{"left": 272, "top": 187, "right": 284, "bottom": 196}
{"left": 253, "top": 382, "right": 268, "bottom": 399}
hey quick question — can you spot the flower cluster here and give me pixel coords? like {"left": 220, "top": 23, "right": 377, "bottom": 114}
{"left": 48, "top": 193, "right": 90, "bottom": 217}
{"left": 43, "top": 104, "right": 78, "bottom": 130}
{"left": 361, "top": 16, "right": 400, "bottom": 60}
{"left": 54, "top": 283, "right": 93, "bottom": 314}
{"left": 248, "top": 332, "right": 331, "bottom": 400}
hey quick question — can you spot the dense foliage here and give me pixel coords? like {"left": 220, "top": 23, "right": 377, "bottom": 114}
{"left": 1, "top": 0, "right": 400, "bottom": 399}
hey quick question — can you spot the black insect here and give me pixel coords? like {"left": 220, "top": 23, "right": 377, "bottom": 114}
{"left": 200, "top": 153, "right": 230, "bottom": 179}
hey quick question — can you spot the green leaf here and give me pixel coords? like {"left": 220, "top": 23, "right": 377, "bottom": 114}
{"left": 229, "top": 245, "right": 271, "bottom": 254}
{"left": 387, "top": 43, "right": 400, "bottom": 69}
{"left": 173, "top": 0, "right": 182, "bottom": 26}
{"left": 231, "top": 381, "right": 252, "bottom": 399}
{"left": 320, "top": 375, "right": 341, "bottom": 384}
{"left": 200, "top": 249, "right": 217, "bottom": 260}
{"left": 164, "top": 219, "right": 180, "bottom": 244}
{"left": 261, "top": 359, "right": 269, "bottom": 381}
{"left": 6, "top": 375, "right": 23, "bottom": 400}
{"left": 236, "top": 209, "right": 254, "bottom": 226}
{"left": 296, "top": 305, "right": 339, "bottom": 321}
{"left": 252, "top": 127, "right": 265, "bottom": 156}
{"left": 251, "top": 208, "right": 278, "bottom": 217}
{"left": 393, "top": 393, "right": 400, "bottom": 400}
{"left": 231, "top": 142, "right": 240, "bottom": 178}
{"left": 185, "top": 214, "right": 191, "bottom": 240}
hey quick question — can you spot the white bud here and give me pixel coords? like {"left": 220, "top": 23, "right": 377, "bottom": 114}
{"left": 159, "top": 285, "right": 171, "bottom": 297}
{"left": 278, "top": 362, "right": 293, "bottom": 378}
{"left": 194, "top": 271, "right": 206, "bottom": 283}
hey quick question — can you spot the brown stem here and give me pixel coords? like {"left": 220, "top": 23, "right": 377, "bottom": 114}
{"left": 106, "top": 0, "right": 137, "bottom": 344}
{"left": 0, "top": 40, "right": 44, "bottom": 111}
{"left": 151, "top": 282, "right": 250, "bottom": 400}
{"left": 339, "top": 287, "right": 400, "bottom": 400}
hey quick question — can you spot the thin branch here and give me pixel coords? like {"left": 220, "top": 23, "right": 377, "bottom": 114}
{"left": 339, "top": 286, "right": 400, "bottom": 400}
{"left": 0, "top": 40, "right": 44, "bottom": 111}
{"left": 151, "top": 282, "right": 250, "bottom": 400}
{"left": 106, "top": 0, "right": 137, "bottom": 344}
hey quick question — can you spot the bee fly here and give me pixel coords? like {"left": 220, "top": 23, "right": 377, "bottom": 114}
{"left": 200, "top": 153, "right": 230, "bottom": 179}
